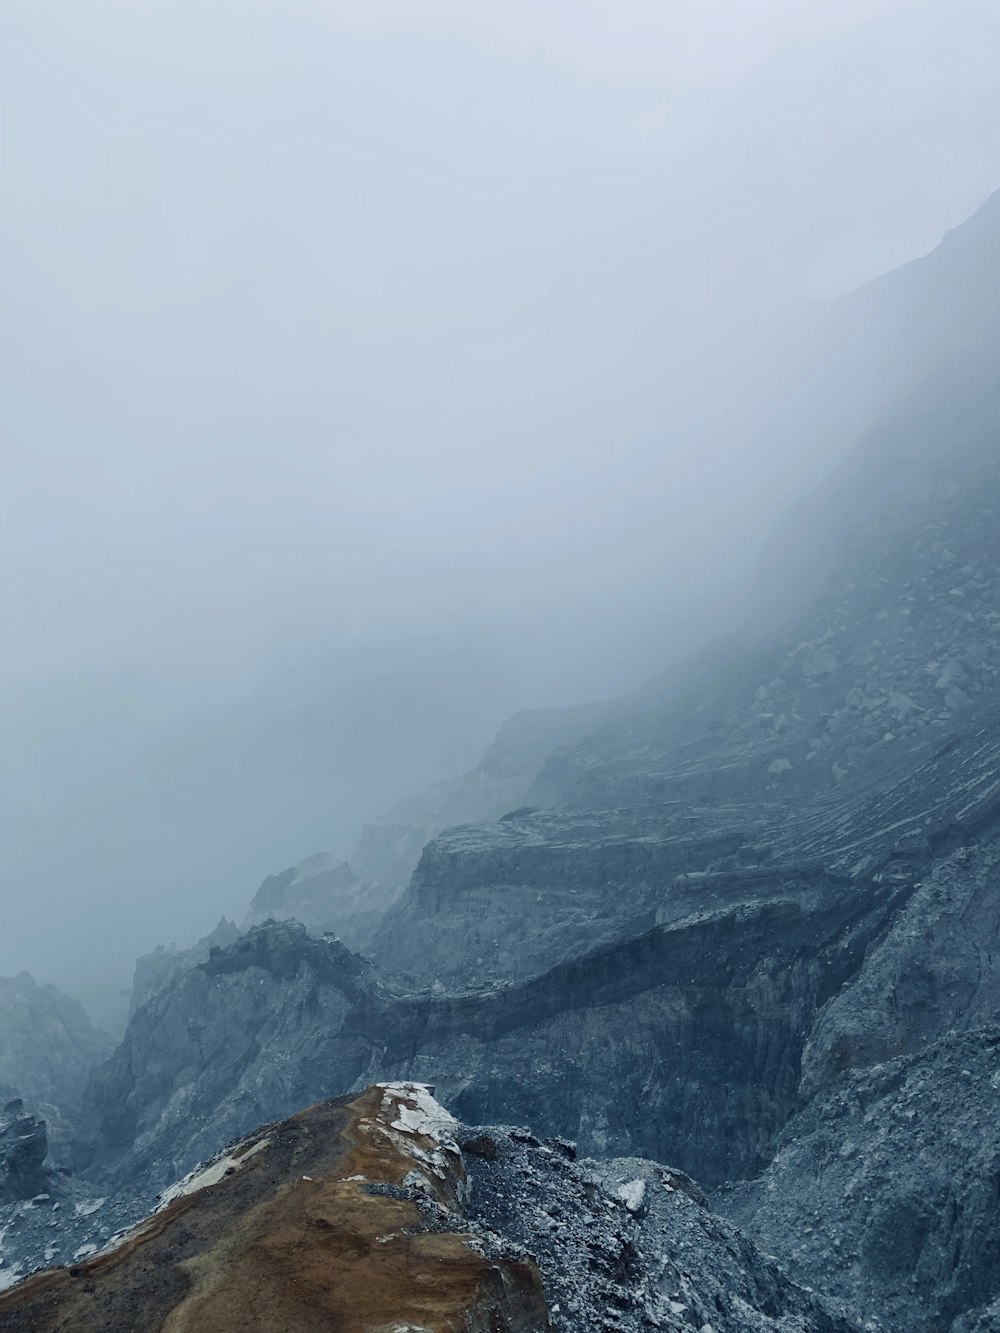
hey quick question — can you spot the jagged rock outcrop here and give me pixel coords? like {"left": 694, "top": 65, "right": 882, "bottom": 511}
{"left": 242, "top": 853, "right": 382, "bottom": 948}
{"left": 0, "top": 972, "right": 111, "bottom": 1159}
{"left": 464, "top": 1123, "right": 862, "bottom": 1331}
{"left": 79, "top": 925, "right": 386, "bottom": 1189}
{"left": 709, "top": 827, "right": 1000, "bottom": 1329}
{"left": 79, "top": 876, "right": 904, "bottom": 1195}
{"left": 1, "top": 1085, "right": 862, "bottom": 1332}
{"left": 129, "top": 917, "right": 241, "bottom": 1018}
{"left": 0, "top": 1084, "right": 549, "bottom": 1331}
{"left": 800, "top": 831, "right": 1000, "bottom": 1095}
{"left": 0, "top": 1102, "right": 48, "bottom": 1205}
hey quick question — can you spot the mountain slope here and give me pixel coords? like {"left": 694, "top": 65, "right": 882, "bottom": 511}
{"left": 2, "top": 1084, "right": 861, "bottom": 1333}
{"left": 40, "top": 190, "right": 1000, "bottom": 1329}
{"left": 0, "top": 972, "right": 111, "bottom": 1161}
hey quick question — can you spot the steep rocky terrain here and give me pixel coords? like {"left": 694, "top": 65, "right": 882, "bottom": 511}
{"left": 347, "top": 700, "right": 616, "bottom": 909}
{"left": 121, "top": 702, "right": 612, "bottom": 1014}
{"left": 129, "top": 917, "right": 241, "bottom": 1019}
{"left": 0, "top": 973, "right": 111, "bottom": 1162}
{"left": 77, "top": 882, "right": 903, "bottom": 1194}
{"left": 0, "top": 1103, "right": 48, "bottom": 1206}
{"left": 0, "top": 1084, "right": 861, "bottom": 1332}
{"left": 723, "top": 1027, "right": 1000, "bottom": 1333}
{"left": 242, "top": 853, "right": 380, "bottom": 947}
{"left": 7, "top": 193, "right": 1000, "bottom": 1328}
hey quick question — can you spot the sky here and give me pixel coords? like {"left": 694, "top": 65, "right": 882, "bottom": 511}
{"left": 2, "top": 0, "right": 1000, "bottom": 1012}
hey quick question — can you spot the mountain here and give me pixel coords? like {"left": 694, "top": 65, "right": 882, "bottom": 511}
{"left": 10, "top": 191, "right": 1000, "bottom": 1327}
{"left": 0, "top": 1083, "right": 859, "bottom": 1332}
{"left": 118, "top": 701, "right": 611, "bottom": 1015}
{"left": 0, "top": 973, "right": 112, "bottom": 1162}
{"left": 347, "top": 700, "right": 618, "bottom": 905}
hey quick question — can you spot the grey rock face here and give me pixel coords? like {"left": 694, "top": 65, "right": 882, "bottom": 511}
{"left": 129, "top": 916, "right": 241, "bottom": 1017}
{"left": 79, "top": 873, "right": 901, "bottom": 1195}
{"left": 242, "top": 852, "right": 388, "bottom": 950}
{"left": 0, "top": 1102, "right": 47, "bottom": 1205}
{"left": 80, "top": 926, "right": 381, "bottom": 1189}
{"left": 722, "top": 1028, "right": 1000, "bottom": 1332}
{"left": 801, "top": 832, "right": 1000, "bottom": 1096}
{"left": 955, "top": 1297, "right": 1000, "bottom": 1333}
{"left": 0, "top": 973, "right": 111, "bottom": 1160}
{"left": 461, "top": 1125, "right": 863, "bottom": 1332}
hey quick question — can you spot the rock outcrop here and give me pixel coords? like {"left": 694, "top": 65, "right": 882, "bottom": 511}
{"left": 1, "top": 1085, "right": 861, "bottom": 1332}
{"left": 0, "top": 1102, "right": 48, "bottom": 1205}
{"left": 0, "top": 972, "right": 111, "bottom": 1160}
{"left": 242, "top": 853, "right": 380, "bottom": 948}
{"left": 0, "top": 1084, "right": 549, "bottom": 1332}
{"left": 17, "top": 188, "right": 1000, "bottom": 1330}
{"left": 129, "top": 918, "right": 241, "bottom": 1018}
{"left": 78, "top": 869, "right": 903, "bottom": 1194}
{"left": 722, "top": 1027, "right": 1000, "bottom": 1332}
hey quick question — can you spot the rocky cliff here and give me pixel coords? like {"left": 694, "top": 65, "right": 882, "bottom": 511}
{"left": 0, "top": 973, "right": 111, "bottom": 1162}
{"left": 0, "top": 1102, "right": 48, "bottom": 1206}
{"left": 77, "top": 881, "right": 904, "bottom": 1194}
{"left": 13, "top": 192, "right": 1000, "bottom": 1329}
{"left": 241, "top": 853, "right": 382, "bottom": 947}
{"left": 348, "top": 700, "right": 616, "bottom": 902}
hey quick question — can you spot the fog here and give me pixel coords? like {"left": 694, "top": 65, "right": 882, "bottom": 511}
{"left": 2, "top": 0, "right": 1000, "bottom": 1018}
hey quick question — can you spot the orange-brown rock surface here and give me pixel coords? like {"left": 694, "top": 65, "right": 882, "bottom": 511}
{"left": 0, "top": 1083, "right": 549, "bottom": 1332}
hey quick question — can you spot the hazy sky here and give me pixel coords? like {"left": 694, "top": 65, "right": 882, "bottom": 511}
{"left": 2, "top": 0, "right": 1000, "bottom": 1005}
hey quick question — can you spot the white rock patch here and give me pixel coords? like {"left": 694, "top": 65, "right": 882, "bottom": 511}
{"left": 157, "top": 1135, "right": 271, "bottom": 1207}
{"left": 616, "top": 1179, "right": 647, "bottom": 1213}
{"left": 375, "top": 1082, "right": 461, "bottom": 1182}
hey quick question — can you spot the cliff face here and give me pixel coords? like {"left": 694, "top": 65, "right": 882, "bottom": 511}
{"left": 722, "top": 1027, "right": 1000, "bottom": 1333}
{"left": 0, "top": 972, "right": 111, "bottom": 1161}
{"left": 79, "top": 865, "right": 903, "bottom": 1195}
{"left": 0, "top": 1101, "right": 48, "bottom": 1205}
{"left": 71, "top": 261, "right": 1000, "bottom": 1325}
{"left": 24, "top": 193, "right": 1000, "bottom": 1329}
{"left": 349, "top": 700, "right": 615, "bottom": 899}
{"left": 129, "top": 918, "right": 241, "bottom": 1019}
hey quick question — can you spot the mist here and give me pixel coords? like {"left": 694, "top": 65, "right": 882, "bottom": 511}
{"left": 2, "top": 0, "right": 1000, "bottom": 1015}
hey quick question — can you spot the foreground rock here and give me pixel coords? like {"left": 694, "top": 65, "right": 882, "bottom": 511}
{"left": 0, "top": 1084, "right": 548, "bottom": 1332}
{"left": 460, "top": 1120, "right": 861, "bottom": 1332}
{"left": 0, "top": 1084, "right": 859, "bottom": 1332}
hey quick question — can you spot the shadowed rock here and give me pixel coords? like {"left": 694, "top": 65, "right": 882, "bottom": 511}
{"left": 0, "top": 1101, "right": 48, "bottom": 1204}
